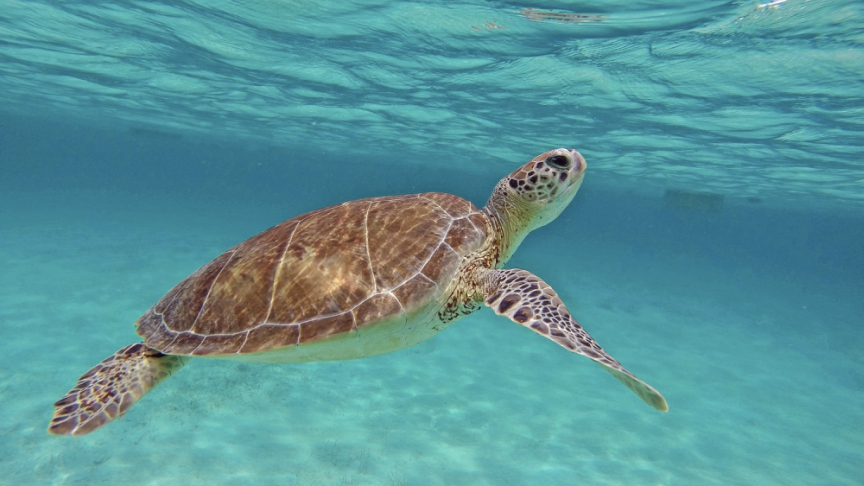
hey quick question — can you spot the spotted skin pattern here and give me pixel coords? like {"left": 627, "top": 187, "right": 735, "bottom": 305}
{"left": 48, "top": 344, "right": 187, "bottom": 436}
{"left": 481, "top": 268, "right": 668, "bottom": 411}
{"left": 505, "top": 157, "right": 569, "bottom": 202}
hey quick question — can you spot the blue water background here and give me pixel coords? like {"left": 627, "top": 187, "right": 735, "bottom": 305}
{"left": 1, "top": 1, "right": 863, "bottom": 485}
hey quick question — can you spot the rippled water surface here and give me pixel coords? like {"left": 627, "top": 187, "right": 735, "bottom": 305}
{"left": 1, "top": 1, "right": 862, "bottom": 485}
{"left": 2, "top": 0, "right": 863, "bottom": 206}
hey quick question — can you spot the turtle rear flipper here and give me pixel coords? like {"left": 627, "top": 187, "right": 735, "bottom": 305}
{"left": 48, "top": 343, "right": 187, "bottom": 436}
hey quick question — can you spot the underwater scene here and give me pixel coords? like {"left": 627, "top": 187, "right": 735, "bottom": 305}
{"left": 1, "top": 1, "right": 862, "bottom": 485}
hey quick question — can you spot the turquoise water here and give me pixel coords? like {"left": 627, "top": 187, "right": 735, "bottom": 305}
{"left": 1, "top": 1, "right": 863, "bottom": 485}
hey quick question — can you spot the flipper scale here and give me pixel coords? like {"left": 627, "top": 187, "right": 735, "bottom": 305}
{"left": 480, "top": 268, "right": 668, "bottom": 412}
{"left": 48, "top": 343, "right": 188, "bottom": 436}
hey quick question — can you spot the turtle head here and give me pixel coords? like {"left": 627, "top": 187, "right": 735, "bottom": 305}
{"left": 506, "top": 148, "right": 586, "bottom": 220}
{"left": 497, "top": 148, "right": 586, "bottom": 227}
{"left": 484, "top": 148, "right": 587, "bottom": 263}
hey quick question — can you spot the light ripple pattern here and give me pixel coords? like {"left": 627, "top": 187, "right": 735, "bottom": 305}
{"left": 0, "top": 0, "right": 862, "bottom": 207}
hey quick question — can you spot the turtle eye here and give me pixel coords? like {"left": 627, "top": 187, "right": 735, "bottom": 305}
{"left": 546, "top": 154, "right": 571, "bottom": 169}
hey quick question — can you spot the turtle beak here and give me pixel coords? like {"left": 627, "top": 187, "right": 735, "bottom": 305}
{"left": 570, "top": 149, "right": 586, "bottom": 175}
{"left": 565, "top": 149, "right": 587, "bottom": 189}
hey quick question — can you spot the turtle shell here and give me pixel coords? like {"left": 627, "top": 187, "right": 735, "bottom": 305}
{"left": 135, "top": 193, "right": 489, "bottom": 357}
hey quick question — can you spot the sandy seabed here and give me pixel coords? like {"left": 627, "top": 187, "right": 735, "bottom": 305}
{"left": 1, "top": 191, "right": 861, "bottom": 486}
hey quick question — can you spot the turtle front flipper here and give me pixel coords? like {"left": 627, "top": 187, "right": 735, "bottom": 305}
{"left": 48, "top": 343, "right": 188, "bottom": 436}
{"left": 479, "top": 268, "right": 668, "bottom": 412}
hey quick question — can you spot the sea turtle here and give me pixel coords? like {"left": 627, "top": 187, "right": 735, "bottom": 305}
{"left": 48, "top": 148, "right": 667, "bottom": 436}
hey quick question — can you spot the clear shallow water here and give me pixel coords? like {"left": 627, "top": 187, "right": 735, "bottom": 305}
{"left": 1, "top": 1, "right": 863, "bottom": 485}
